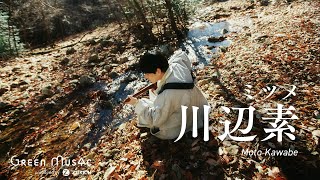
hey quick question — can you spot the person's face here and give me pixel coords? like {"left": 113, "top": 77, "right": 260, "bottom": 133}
{"left": 144, "top": 68, "right": 162, "bottom": 83}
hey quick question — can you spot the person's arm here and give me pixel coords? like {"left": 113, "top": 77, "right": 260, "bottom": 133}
{"left": 134, "top": 92, "right": 172, "bottom": 128}
{"left": 124, "top": 83, "right": 157, "bottom": 105}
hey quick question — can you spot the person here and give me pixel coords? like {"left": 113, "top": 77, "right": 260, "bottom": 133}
{"left": 125, "top": 50, "right": 208, "bottom": 140}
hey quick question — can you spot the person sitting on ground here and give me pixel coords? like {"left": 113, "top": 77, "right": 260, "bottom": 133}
{"left": 125, "top": 50, "right": 208, "bottom": 140}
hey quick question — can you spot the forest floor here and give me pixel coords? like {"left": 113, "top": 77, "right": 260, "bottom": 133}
{"left": 0, "top": 0, "right": 319, "bottom": 179}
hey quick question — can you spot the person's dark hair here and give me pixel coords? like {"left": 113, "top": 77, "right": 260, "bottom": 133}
{"left": 139, "top": 52, "right": 169, "bottom": 73}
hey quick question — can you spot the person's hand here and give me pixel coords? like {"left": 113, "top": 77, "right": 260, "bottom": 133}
{"left": 124, "top": 96, "right": 138, "bottom": 105}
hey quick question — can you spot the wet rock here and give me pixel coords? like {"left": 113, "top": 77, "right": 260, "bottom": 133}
{"left": 41, "top": 85, "right": 54, "bottom": 97}
{"left": 89, "top": 39, "right": 97, "bottom": 45}
{"left": 66, "top": 47, "right": 76, "bottom": 55}
{"left": 220, "top": 46, "right": 228, "bottom": 53}
{"left": 222, "top": 28, "right": 228, "bottom": 34}
{"left": 60, "top": 57, "right": 70, "bottom": 65}
{"left": 109, "top": 71, "right": 119, "bottom": 79}
{"left": 100, "top": 100, "right": 113, "bottom": 109}
{"left": 104, "top": 65, "right": 112, "bottom": 72}
{"left": 208, "top": 36, "right": 226, "bottom": 43}
{"left": 88, "top": 54, "right": 102, "bottom": 64}
{"left": 79, "top": 75, "right": 96, "bottom": 86}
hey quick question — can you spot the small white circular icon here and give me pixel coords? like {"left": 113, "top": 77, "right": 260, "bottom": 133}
{"left": 62, "top": 169, "right": 70, "bottom": 176}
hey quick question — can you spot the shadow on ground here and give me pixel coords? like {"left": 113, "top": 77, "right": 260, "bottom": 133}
{"left": 140, "top": 127, "right": 224, "bottom": 180}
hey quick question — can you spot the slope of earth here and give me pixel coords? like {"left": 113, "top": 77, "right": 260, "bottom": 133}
{"left": 0, "top": 0, "right": 319, "bottom": 179}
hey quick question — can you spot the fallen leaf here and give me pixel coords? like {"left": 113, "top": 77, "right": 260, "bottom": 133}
{"left": 125, "top": 152, "right": 135, "bottom": 159}
{"left": 129, "top": 165, "right": 136, "bottom": 172}
{"left": 268, "top": 166, "right": 280, "bottom": 178}
{"left": 152, "top": 160, "right": 163, "bottom": 167}
{"left": 218, "top": 147, "right": 224, "bottom": 155}
{"left": 151, "top": 160, "right": 165, "bottom": 172}
{"left": 70, "top": 121, "right": 80, "bottom": 131}
{"left": 112, "top": 173, "right": 122, "bottom": 180}
{"left": 312, "top": 130, "right": 320, "bottom": 137}
{"left": 222, "top": 154, "right": 230, "bottom": 164}
{"left": 104, "top": 166, "right": 116, "bottom": 179}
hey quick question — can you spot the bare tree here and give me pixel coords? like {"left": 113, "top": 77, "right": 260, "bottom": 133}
{"left": 127, "top": 0, "right": 156, "bottom": 42}
{"left": 164, "top": 0, "right": 184, "bottom": 40}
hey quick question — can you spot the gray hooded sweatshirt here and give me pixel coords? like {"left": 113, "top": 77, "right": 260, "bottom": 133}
{"left": 135, "top": 50, "right": 209, "bottom": 139}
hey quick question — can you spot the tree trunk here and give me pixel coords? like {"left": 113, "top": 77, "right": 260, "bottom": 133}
{"left": 145, "top": 0, "right": 161, "bottom": 38}
{"left": 115, "top": 0, "right": 131, "bottom": 25}
{"left": 8, "top": 0, "right": 18, "bottom": 54}
{"left": 164, "top": 0, "right": 184, "bottom": 40}
{"left": 128, "top": 0, "right": 156, "bottom": 42}
{"left": 7, "top": 1, "right": 12, "bottom": 54}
